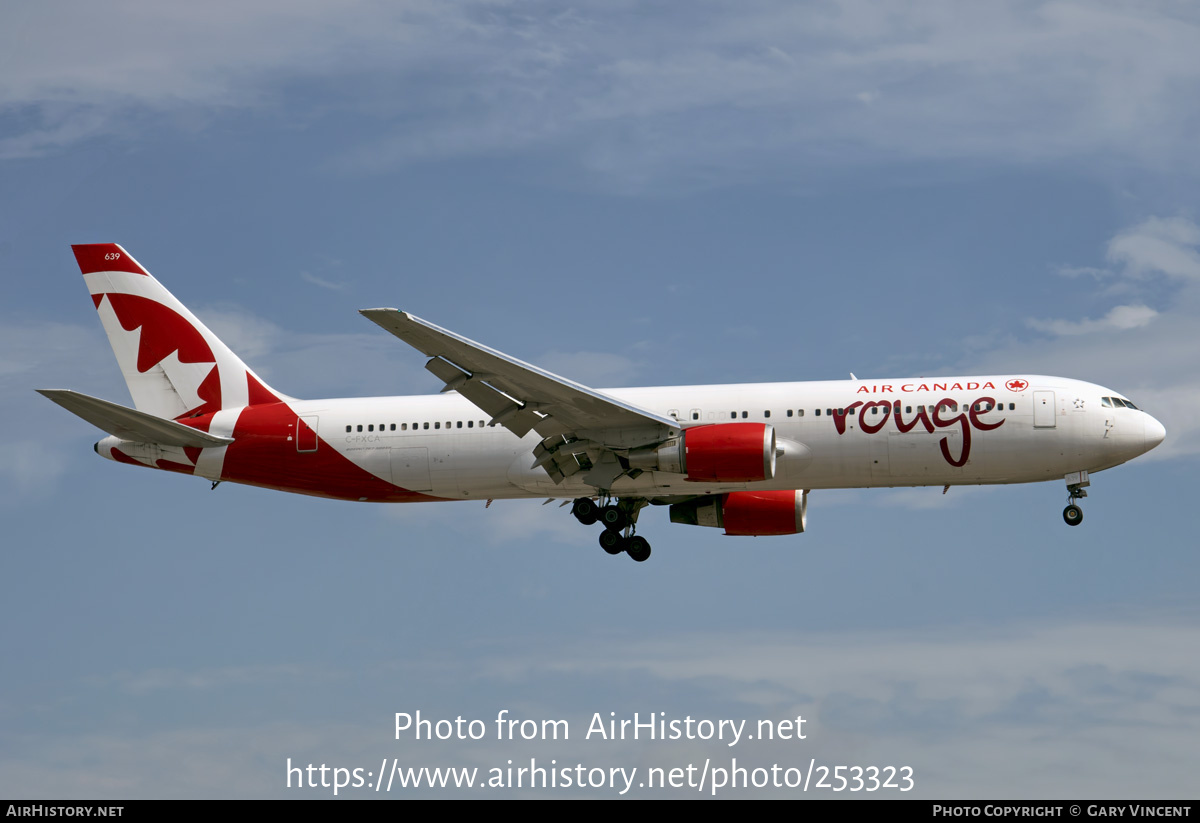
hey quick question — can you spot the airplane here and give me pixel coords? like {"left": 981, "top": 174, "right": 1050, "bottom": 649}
{"left": 40, "top": 244, "right": 1166, "bottom": 562}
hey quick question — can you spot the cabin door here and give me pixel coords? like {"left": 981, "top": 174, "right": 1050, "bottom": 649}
{"left": 1033, "top": 391, "right": 1056, "bottom": 428}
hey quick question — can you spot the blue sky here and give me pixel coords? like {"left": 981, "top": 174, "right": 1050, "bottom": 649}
{"left": 2, "top": 1, "right": 1198, "bottom": 798}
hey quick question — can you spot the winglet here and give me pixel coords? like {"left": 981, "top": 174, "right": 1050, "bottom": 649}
{"left": 71, "top": 244, "right": 149, "bottom": 276}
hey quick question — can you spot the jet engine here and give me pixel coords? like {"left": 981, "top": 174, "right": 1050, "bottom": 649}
{"left": 628, "top": 422, "right": 777, "bottom": 482}
{"left": 668, "top": 489, "right": 808, "bottom": 536}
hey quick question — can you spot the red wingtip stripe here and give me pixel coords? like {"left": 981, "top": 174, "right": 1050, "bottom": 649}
{"left": 71, "top": 244, "right": 149, "bottom": 276}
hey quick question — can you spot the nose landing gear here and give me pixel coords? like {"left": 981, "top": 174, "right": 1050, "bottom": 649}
{"left": 1062, "top": 471, "right": 1089, "bottom": 527}
{"left": 573, "top": 496, "right": 651, "bottom": 562}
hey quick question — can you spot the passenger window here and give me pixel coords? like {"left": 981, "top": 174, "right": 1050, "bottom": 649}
{"left": 457, "top": 421, "right": 463, "bottom": 428}
{"left": 423, "top": 422, "right": 429, "bottom": 430}
{"left": 764, "top": 410, "right": 771, "bottom": 418}
{"left": 692, "top": 412, "right": 700, "bottom": 420}
{"left": 741, "top": 411, "right": 748, "bottom": 419}
{"left": 731, "top": 412, "right": 737, "bottom": 419}
{"left": 787, "top": 409, "right": 793, "bottom": 417}
{"left": 357, "top": 425, "right": 363, "bottom": 432}
{"left": 798, "top": 410, "right": 804, "bottom": 417}
{"left": 345, "top": 425, "right": 351, "bottom": 433}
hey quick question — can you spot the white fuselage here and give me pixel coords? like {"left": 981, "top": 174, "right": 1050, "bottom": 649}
{"left": 252, "top": 374, "right": 1162, "bottom": 502}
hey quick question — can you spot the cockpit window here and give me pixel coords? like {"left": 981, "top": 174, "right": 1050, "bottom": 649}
{"left": 1120, "top": 398, "right": 1139, "bottom": 410}
{"left": 1101, "top": 397, "right": 1113, "bottom": 408}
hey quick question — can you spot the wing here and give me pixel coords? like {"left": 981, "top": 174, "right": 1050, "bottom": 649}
{"left": 360, "top": 308, "right": 681, "bottom": 486}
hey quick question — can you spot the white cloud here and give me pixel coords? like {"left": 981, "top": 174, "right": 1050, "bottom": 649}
{"left": 300, "top": 271, "right": 347, "bottom": 292}
{"left": 5, "top": 618, "right": 1197, "bottom": 797}
{"left": 5, "top": 2, "right": 1200, "bottom": 187}
{"left": 1107, "top": 216, "right": 1200, "bottom": 280}
{"left": 1055, "top": 265, "right": 1111, "bottom": 279}
{"left": 1027, "top": 303, "right": 1159, "bottom": 336}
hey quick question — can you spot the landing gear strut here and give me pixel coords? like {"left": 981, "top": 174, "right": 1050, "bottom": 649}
{"left": 1063, "top": 471, "right": 1089, "bottom": 527}
{"left": 573, "top": 496, "right": 652, "bottom": 562}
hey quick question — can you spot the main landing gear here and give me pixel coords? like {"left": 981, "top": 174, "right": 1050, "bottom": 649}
{"left": 572, "top": 497, "right": 651, "bottom": 562}
{"left": 1063, "top": 471, "right": 1089, "bottom": 527}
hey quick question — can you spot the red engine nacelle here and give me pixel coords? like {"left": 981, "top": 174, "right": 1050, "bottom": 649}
{"left": 627, "top": 422, "right": 777, "bottom": 482}
{"left": 668, "top": 490, "right": 808, "bottom": 536}
{"left": 683, "top": 422, "right": 776, "bottom": 482}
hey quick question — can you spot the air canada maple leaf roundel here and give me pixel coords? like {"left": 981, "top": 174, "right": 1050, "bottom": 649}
{"left": 1005, "top": 378, "right": 1029, "bottom": 392}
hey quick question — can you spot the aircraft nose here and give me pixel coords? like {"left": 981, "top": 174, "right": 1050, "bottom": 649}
{"left": 1144, "top": 414, "right": 1166, "bottom": 452}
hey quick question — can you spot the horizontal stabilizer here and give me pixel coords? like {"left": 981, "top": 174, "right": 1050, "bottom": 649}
{"left": 36, "top": 389, "right": 234, "bottom": 448}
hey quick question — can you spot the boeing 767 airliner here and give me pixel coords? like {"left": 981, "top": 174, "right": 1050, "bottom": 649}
{"left": 40, "top": 244, "right": 1166, "bottom": 562}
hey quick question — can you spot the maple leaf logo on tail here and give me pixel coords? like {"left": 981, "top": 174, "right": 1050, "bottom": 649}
{"left": 72, "top": 244, "right": 288, "bottom": 421}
